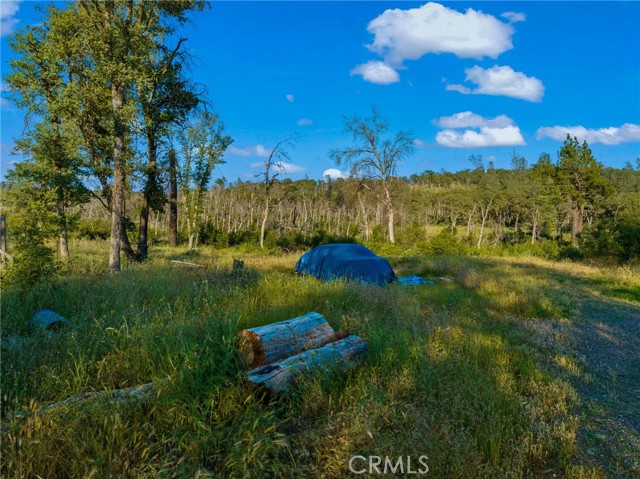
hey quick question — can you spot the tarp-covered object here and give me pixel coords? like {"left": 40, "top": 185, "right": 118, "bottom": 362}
{"left": 295, "top": 244, "right": 397, "bottom": 286}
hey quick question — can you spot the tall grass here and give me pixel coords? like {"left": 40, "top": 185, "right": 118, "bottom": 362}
{"left": 3, "top": 244, "right": 635, "bottom": 477}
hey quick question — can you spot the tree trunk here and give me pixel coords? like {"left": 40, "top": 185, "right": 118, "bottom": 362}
{"left": 0, "top": 214, "right": 6, "bottom": 266}
{"left": 477, "top": 199, "right": 493, "bottom": 249}
{"left": 260, "top": 199, "right": 269, "bottom": 250}
{"left": 168, "top": 149, "right": 178, "bottom": 247}
{"left": 531, "top": 205, "right": 539, "bottom": 244}
{"left": 137, "top": 132, "right": 156, "bottom": 260}
{"left": 245, "top": 335, "right": 368, "bottom": 393}
{"left": 109, "top": 84, "right": 125, "bottom": 272}
{"left": 571, "top": 202, "right": 584, "bottom": 247}
{"left": 56, "top": 196, "right": 69, "bottom": 260}
{"left": 384, "top": 185, "right": 395, "bottom": 244}
{"left": 239, "top": 312, "right": 337, "bottom": 367}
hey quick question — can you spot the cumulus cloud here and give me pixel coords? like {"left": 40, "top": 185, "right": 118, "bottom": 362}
{"left": 286, "top": 94, "right": 294, "bottom": 103}
{"left": 436, "top": 126, "right": 526, "bottom": 148}
{"left": 251, "top": 161, "right": 306, "bottom": 174}
{"left": 448, "top": 65, "right": 544, "bottom": 102}
{"left": 228, "top": 144, "right": 271, "bottom": 158}
{"left": 350, "top": 61, "right": 400, "bottom": 85}
{"left": 297, "top": 118, "right": 313, "bottom": 126}
{"left": 413, "top": 138, "right": 426, "bottom": 148}
{"left": 434, "top": 111, "right": 514, "bottom": 129}
{"left": 501, "top": 11, "right": 526, "bottom": 23}
{"left": 322, "top": 168, "right": 347, "bottom": 179}
{"left": 366, "top": 2, "right": 514, "bottom": 66}
{"left": 0, "top": 1, "right": 21, "bottom": 38}
{"left": 536, "top": 123, "right": 640, "bottom": 145}
{"left": 434, "top": 111, "right": 525, "bottom": 148}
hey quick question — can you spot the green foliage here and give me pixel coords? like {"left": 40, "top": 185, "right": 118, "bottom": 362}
{"left": 177, "top": 109, "right": 233, "bottom": 248}
{"left": 3, "top": 207, "right": 59, "bottom": 287}
{"left": 427, "top": 228, "right": 468, "bottom": 255}
{"left": 74, "top": 219, "right": 111, "bottom": 240}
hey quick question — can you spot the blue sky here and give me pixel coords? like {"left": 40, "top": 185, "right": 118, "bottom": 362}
{"left": 1, "top": 1, "right": 639, "bottom": 183}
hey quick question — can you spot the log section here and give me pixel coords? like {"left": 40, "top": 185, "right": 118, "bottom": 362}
{"left": 245, "top": 335, "right": 368, "bottom": 393}
{"left": 239, "top": 311, "right": 336, "bottom": 367}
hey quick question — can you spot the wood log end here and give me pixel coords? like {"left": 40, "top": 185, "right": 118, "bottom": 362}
{"left": 238, "top": 329, "right": 265, "bottom": 367}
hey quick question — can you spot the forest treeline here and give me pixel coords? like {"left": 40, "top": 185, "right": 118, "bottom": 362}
{"left": 72, "top": 152, "right": 640, "bottom": 263}
{"left": 1, "top": 1, "right": 639, "bottom": 288}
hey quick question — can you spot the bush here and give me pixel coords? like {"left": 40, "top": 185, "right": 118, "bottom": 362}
{"left": 74, "top": 219, "right": 110, "bottom": 240}
{"left": 427, "top": 229, "right": 467, "bottom": 255}
{"left": 4, "top": 221, "right": 59, "bottom": 288}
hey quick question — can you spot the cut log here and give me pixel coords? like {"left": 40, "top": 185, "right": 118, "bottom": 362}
{"left": 239, "top": 311, "right": 336, "bottom": 367}
{"left": 245, "top": 335, "right": 368, "bottom": 393}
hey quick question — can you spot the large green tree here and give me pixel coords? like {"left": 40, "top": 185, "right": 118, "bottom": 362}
{"left": 557, "top": 135, "right": 612, "bottom": 246}
{"left": 5, "top": 15, "right": 90, "bottom": 261}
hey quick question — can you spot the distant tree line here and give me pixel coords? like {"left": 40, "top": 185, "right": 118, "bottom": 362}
{"left": 72, "top": 141, "right": 640, "bottom": 263}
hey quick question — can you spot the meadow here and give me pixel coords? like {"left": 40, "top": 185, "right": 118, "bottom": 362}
{"left": 2, "top": 241, "right": 639, "bottom": 478}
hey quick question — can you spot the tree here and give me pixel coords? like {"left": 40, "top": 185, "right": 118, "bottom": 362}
{"left": 557, "top": 135, "right": 612, "bottom": 246}
{"left": 134, "top": 37, "right": 200, "bottom": 259}
{"left": 5, "top": 14, "right": 90, "bottom": 260}
{"left": 177, "top": 109, "right": 232, "bottom": 249}
{"left": 330, "top": 108, "right": 414, "bottom": 243}
{"left": 71, "top": 0, "right": 201, "bottom": 271}
{"left": 256, "top": 139, "right": 295, "bottom": 249}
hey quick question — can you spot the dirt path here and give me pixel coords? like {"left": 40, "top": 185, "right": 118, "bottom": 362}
{"left": 571, "top": 297, "right": 640, "bottom": 477}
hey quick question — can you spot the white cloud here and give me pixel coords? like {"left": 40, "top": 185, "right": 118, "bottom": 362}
{"left": 413, "top": 138, "right": 426, "bottom": 148}
{"left": 536, "top": 123, "right": 640, "bottom": 145}
{"left": 436, "top": 126, "right": 526, "bottom": 148}
{"left": 445, "top": 84, "right": 471, "bottom": 94}
{"left": 297, "top": 118, "right": 313, "bottom": 126}
{"left": 286, "top": 94, "right": 294, "bottom": 103}
{"left": 448, "top": 65, "right": 544, "bottom": 102}
{"left": 435, "top": 111, "right": 515, "bottom": 129}
{"left": 501, "top": 11, "right": 526, "bottom": 23}
{"left": 0, "top": 1, "right": 20, "bottom": 38}
{"left": 228, "top": 144, "right": 271, "bottom": 158}
{"left": 322, "top": 168, "right": 347, "bottom": 179}
{"left": 350, "top": 61, "right": 400, "bottom": 85}
{"left": 251, "top": 161, "right": 306, "bottom": 174}
{"left": 0, "top": 97, "right": 10, "bottom": 109}
{"left": 366, "top": 2, "right": 514, "bottom": 66}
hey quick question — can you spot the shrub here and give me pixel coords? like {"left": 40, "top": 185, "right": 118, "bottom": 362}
{"left": 74, "top": 219, "right": 110, "bottom": 240}
{"left": 428, "top": 229, "right": 467, "bottom": 255}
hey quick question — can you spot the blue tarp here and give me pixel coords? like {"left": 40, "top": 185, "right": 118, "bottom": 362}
{"left": 295, "top": 244, "right": 397, "bottom": 286}
{"left": 397, "top": 275, "right": 435, "bottom": 285}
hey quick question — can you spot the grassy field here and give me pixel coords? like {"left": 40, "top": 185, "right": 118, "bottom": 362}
{"left": 2, "top": 241, "right": 639, "bottom": 478}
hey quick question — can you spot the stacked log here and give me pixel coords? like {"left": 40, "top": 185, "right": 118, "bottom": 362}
{"left": 238, "top": 311, "right": 336, "bottom": 367}
{"left": 238, "top": 312, "right": 368, "bottom": 393}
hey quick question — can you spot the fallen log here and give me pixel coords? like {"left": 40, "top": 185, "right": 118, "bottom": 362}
{"left": 171, "top": 260, "right": 204, "bottom": 267}
{"left": 1, "top": 380, "right": 165, "bottom": 429}
{"left": 246, "top": 335, "right": 368, "bottom": 393}
{"left": 239, "top": 311, "right": 337, "bottom": 367}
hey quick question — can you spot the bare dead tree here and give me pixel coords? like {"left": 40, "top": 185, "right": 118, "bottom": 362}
{"left": 330, "top": 108, "right": 414, "bottom": 243}
{"left": 255, "top": 138, "right": 295, "bottom": 249}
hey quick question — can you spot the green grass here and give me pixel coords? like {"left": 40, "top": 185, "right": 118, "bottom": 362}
{"left": 2, "top": 241, "right": 637, "bottom": 478}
